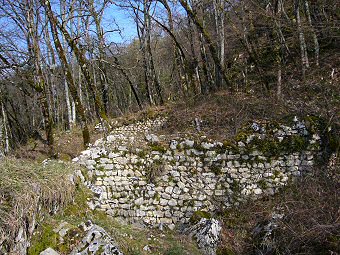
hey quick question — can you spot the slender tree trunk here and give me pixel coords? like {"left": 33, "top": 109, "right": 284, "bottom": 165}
{"left": 295, "top": 0, "right": 309, "bottom": 78}
{"left": 148, "top": 40, "right": 164, "bottom": 105}
{"left": 89, "top": 0, "right": 110, "bottom": 115}
{"left": 77, "top": 4, "right": 83, "bottom": 106}
{"left": 198, "top": 32, "right": 212, "bottom": 91}
{"left": 60, "top": 0, "right": 73, "bottom": 130}
{"left": 112, "top": 56, "right": 143, "bottom": 110}
{"left": 144, "top": 0, "right": 164, "bottom": 105}
{"left": 188, "top": 18, "right": 202, "bottom": 93}
{"left": 213, "top": 0, "right": 225, "bottom": 88}
{"left": 179, "top": 0, "right": 233, "bottom": 91}
{"left": 136, "top": 13, "right": 154, "bottom": 105}
{"left": 43, "top": 15, "right": 60, "bottom": 126}
{"left": 69, "top": 1, "right": 77, "bottom": 126}
{"left": 0, "top": 97, "right": 10, "bottom": 156}
{"left": 277, "top": 66, "right": 282, "bottom": 99}
{"left": 274, "top": 1, "right": 286, "bottom": 100}
{"left": 26, "top": 0, "right": 54, "bottom": 156}
{"left": 1, "top": 103, "right": 9, "bottom": 154}
{"left": 304, "top": 0, "right": 319, "bottom": 66}
{"left": 64, "top": 80, "right": 73, "bottom": 130}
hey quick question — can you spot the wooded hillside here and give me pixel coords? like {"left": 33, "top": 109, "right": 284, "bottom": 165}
{"left": 0, "top": 0, "right": 339, "bottom": 156}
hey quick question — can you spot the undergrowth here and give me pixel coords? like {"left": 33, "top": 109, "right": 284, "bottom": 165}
{"left": 0, "top": 158, "right": 76, "bottom": 253}
{"left": 218, "top": 158, "right": 340, "bottom": 255}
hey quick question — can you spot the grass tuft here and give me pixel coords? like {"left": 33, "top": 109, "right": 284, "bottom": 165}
{"left": 0, "top": 157, "right": 76, "bottom": 251}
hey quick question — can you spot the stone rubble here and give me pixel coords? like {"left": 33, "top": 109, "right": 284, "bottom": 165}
{"left": 252, "top": 208, "right": 285, "bottom": 254}
{"left": 70, "top": 222, "right": 123, "bottom": 255}
{"left": 41, "top": 220, "right": 123, "bottom": 255}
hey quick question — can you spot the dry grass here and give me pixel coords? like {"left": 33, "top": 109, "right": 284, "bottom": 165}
{"left": 161, "top": 91, "right": 294, "bottom": 140}
{"left": 0, "top": 158, "right": 76, "bottom": 252}
{"left": 12, "top": 124, "right": 103, "bottom": 161}
{"left": 218, "top": 158, "right": 340, "bottom": 255}
{"left": 110, "top": 105, "right": 168, "bottom": 127}
{"left": 11, "top": 106, "right": 169, "bottom": 162}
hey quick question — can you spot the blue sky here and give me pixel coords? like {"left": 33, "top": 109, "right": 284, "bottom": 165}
{"left": 102, "top": 4, "right": 138, "bottom": 44}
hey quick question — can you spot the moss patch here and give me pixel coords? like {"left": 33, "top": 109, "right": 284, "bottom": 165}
{"left": 28, "top": 225, "right": 59, "bottom": 255}
{"left": 149, "top": 144, "right": 167, "bottom": 153}
{"left": 247, "top": 135, "right": 309, "bottom": 157}
{"left": 190, "top": 210, "right": 212, "bottom": 224}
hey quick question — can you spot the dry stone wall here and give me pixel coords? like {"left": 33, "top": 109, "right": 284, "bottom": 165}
{"left": 74, "top": 117, "right": 321, "bottom": 229}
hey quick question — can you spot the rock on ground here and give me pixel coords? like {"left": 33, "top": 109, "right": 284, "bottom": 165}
{"left": 40, "top": 248, "right": 60, "bottom": 255}
{"left": 185, "top": 218, "right": 221, "bottom": 255}
{"left": 69, "top": 221, "right": 123, "bottom": 255}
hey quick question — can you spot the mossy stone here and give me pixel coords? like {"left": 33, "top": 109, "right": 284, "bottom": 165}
{"left": 28, "top": 225, "right": 59, "bottom": 254}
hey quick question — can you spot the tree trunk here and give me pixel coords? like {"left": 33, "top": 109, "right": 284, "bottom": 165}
{"left": 60, "top": 0, "right": 75, "bottom": 130}
{"left": 295, "top": 0, "right": 309, "bottom": 78}
{"left": 304, "top": 0, "right": 320, "bottom": 66}
{"left": 42, "top": 0, "right": 90, "bottom": 147}
{"left": 213, "top": 0, "right": 225, "bottom": 88}
{"left": 44, "top": 0, "right": 108, "bottom": 127}
{"left": 144, "top": 0, "right": 164, "bottom": 105}
{"left": 136, "top": 12, "right": 154, "bottom": 106}
{"left": 178, "top": 0, "right": 233, "bottom": 91}
{"left": 26, "top": 0, "right": 55, "bottom": 156}
{"left": 112, "top": 56, "right": 143, "bottom": 110}
{"left": 89, "top": 0, "right": 110, "bottom": 115}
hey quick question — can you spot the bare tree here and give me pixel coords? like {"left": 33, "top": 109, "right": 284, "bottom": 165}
{"left": 178, "top": 0, "right": 233, "bottom": 91}
{"left": 41, "top": 0, "right": 90, "bottom": 147}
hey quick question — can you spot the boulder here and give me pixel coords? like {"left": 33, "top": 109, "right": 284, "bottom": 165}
{"left": 185, "top": 218, "right": 221, "bottom": 255}
{"left": 70, "top": 221, "right": 123, "bottom": 255}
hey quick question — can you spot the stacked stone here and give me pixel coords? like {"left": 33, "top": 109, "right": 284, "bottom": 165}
{"left": 92, "top": 117, "right": 167, "bottom": 150}
{"left": 74, "top": 117, "right": 321, "bottom": 229}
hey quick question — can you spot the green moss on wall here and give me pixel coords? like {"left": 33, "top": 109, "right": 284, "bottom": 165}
{"left": 149, "top": 144, "right": 167, "bottom": 153}
{"left": 210, "top": 165, "right": 223, "bottom": 175}
{"left": 247, "top": 135, "right": 309, "bottom": 157}
{"left": 216, "top": 247, "right": 236, "bottom": 255}
{"left": 258, "top": 179, "right": 268, "bottom": 190}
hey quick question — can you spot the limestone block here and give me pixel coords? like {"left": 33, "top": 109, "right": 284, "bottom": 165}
{"left": 40, "top": 248, "right": 60, "bottom": 255}
{"left": 160, "top": 199, "right": 168, "bottom": 206}
{"left": 165, "top": 186, "right": 173, "bottom": 194}
{"left": 161, "top": 193, "right": 171, "bottom": 199}
{"left": 254, "top": 188, "right": 263, "bottom": 195}
{"left": 168, "top": 199, "right": 177, "bottom": 206}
